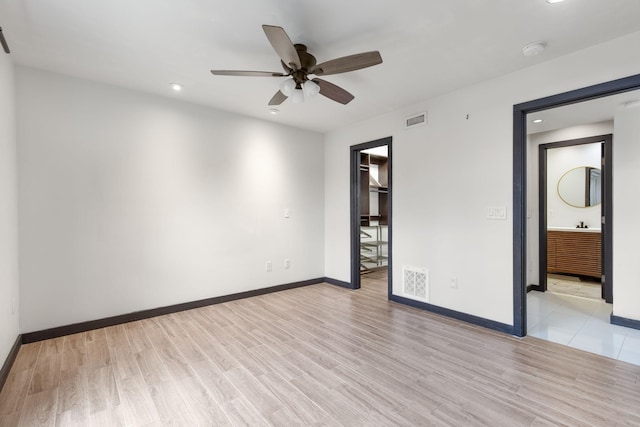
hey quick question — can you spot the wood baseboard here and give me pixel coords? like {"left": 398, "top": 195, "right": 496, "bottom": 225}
{"left": 610, "top": 314, "right": 640, "bottom": 331}
{"left": 323, "top": 277, "right": 355, "bottom": 289}
{"left": 22, "top": 278, "right": 326, "bottom": 344}
{"left": 527, "top": 284, "right": 544, "bottom": 293}
{"left": 389, "top": 294, "right": 514, "bottom": 335}
{"left": 0, "top": 334, "right": 22, "bottom": 393}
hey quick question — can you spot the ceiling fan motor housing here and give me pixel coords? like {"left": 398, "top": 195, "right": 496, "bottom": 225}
{"left": 281, "top": 44, "right": 317, "bottom": 86}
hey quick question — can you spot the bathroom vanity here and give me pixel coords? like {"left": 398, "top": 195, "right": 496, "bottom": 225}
{"left": 547, "top": 227, "right": 601, "bottom": 279}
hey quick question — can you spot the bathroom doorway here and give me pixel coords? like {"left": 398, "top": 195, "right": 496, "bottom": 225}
{"left": 350, "top": 137, "right": 392, "bottom": 293}
{"left": 513, "top": 73, "right": 640, "bottom": 337}
{"left": 537, "top": 135, "right": 613, "bottom": 303}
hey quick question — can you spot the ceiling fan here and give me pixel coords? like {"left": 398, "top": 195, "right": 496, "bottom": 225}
{"left": 211, "top": 25, "right": 382, "bottom": 106}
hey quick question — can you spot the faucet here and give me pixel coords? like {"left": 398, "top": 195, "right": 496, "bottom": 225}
{"left": 576, "top": 221, "right": 588, "bottom": 229}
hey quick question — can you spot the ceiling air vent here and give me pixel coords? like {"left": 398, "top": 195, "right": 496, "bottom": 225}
{"left": 404, "top": 112, "right": 427, "bottom": 129}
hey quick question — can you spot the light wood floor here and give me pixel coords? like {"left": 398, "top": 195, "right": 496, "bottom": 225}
{"left": 1, "top": 272, "right": 640, "bottom": 426}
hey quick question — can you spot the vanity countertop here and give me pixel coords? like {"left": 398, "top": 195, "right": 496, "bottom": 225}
{"left": 548, "top": 226, "right": 601, "bottom": 233}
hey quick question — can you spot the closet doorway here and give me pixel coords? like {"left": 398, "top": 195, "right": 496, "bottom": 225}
{"left": 350, "top": 137, "right": 392, "bottom": 293}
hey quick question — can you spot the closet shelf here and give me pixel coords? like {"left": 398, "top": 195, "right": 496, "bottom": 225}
{"left": 361, "top": 240, "right": 388, "bottom": 247}
{"left": 360, "top": 151, "right": 388, "bottom": 272}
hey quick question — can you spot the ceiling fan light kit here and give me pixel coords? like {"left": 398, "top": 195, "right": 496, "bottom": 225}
{"left": 279, "top": 78, "right": 296, "bottom": 96}
{"left": 211, "top": 24, "right": 382, "bottom": 107}
{"left": 303, "top": 80, "right": 320, "bottom": 97}
{"left": 290, "top": 88, "right": 304, "bottom": 104}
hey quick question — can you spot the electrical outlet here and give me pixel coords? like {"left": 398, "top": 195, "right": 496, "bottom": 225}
{"left": 284, "top": 259, "right": 290, "bottom": 269}
{"left": 450, "top": 277, "right": 458, "bottom": 289}
{"left": 284, "top": 208, "right": 290, "bottom": 218}
{"left": 266, "top": 261, "right": 273, "bottom": 272}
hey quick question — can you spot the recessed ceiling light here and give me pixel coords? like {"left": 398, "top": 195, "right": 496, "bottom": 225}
{"left": 170, "top": 82, "right": 183, "bottom": 92}
{"left": 623, "top": 100, "right": 640, "bottom": 109}
{"left": 268, "top": 108, "right": 279, "bottom": 115}
{"left": 546, "top": 0, "right": 565, "bottom": 3}
{"left": 532, "top": 119, "right": 544, "bottom": 123}
{"left": 523, "top": 41, "right": 546, "bottom": 57}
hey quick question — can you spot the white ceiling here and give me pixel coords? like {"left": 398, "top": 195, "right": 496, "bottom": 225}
{"left": 2, "top": 0, "right": 640, "bottom": 133}
{"left": 528, "top": 89, "right": 640, "bottom": 135}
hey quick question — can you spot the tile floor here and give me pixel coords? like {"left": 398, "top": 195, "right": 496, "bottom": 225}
{"left": 527, "top": 290, "right": 640, "bottom": 366}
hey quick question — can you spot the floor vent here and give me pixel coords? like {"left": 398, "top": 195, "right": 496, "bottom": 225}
{"left": 404, "top": 112, "right": 427, "bottom": 129}
{"left": 403, "top": 266, "right": 429, "bottom": 302}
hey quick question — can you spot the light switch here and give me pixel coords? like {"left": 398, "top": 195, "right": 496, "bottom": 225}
{"left": 284, "top": 208, "right": 290, "bottom": 218}
{"left": 487, "top": 206, "right": 507, "bottom": 220}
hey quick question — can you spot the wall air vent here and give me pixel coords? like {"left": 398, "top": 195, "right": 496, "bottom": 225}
{"left": 404, "top": 112, "right": 427, "bottom": 129}
{"left": 403, "top": 266, "right": 429, "bottom": 302}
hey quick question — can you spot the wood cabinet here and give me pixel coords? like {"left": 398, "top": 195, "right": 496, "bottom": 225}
{"left": 547, "top": 230, "right": 601, "bottom": 279}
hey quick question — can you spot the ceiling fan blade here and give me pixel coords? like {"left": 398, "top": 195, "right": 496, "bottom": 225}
{"left": 312, "top": 78, "right": 354, "bottom": 105}
{"left": 268, "top": 90, "right": 288, "bottom": 106}
{"left": 262, "top": 25, "right": 301, "bottom": 70}
{"left": 210, "top": 70, "right": 286, "bottom": 77}
{"left": 312, "top": 51, "right": 382, "bottom": 76}
{"left": 0, "top": 27, "right": 10, "bottom": 54}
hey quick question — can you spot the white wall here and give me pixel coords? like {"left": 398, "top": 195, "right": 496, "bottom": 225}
{"left": 324, "top": 31, "right": 640, "bottom": 326}
{"left": 0, "top": 53, "right": 19, "bottom": 361}
{"left": 526, "top": 121, "right": 612, "bottom": 286}
{"left": 16, "top": 67, "right": 325, "bottom": 333}
{"left": 546, "top": 144, "right": 602, "bottom": 228}
{"left": 613, "top": 104, "right": 640, "bottom": 321}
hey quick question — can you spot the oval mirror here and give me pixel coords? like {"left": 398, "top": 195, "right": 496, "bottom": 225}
{"left": 557, "top": 166, "right": 601, "bottom": 208}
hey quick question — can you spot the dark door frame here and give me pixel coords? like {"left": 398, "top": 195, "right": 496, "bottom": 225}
{"left": 536, "top": 135, "right": 613, "bottom": 303}
{"left": 350, "top": 136, "right": 392, "bottom": 292}
{"left": 513, "top": 73, "right": 640, "bottom": 337}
